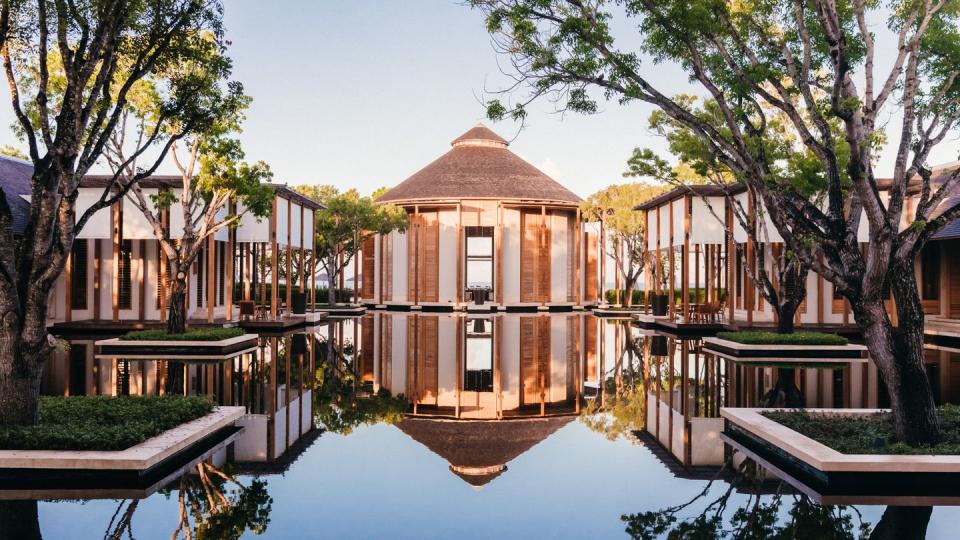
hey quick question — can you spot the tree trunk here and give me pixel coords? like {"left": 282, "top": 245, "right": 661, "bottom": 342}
{"left": 0, "top": 327, "right": 49, "bottom": 426}
{"left": 855, "top": 260, "right": 940, "bottom": 445}
{"left": 166, "top": 277, "right": 188, "bottom": 334}
{"left": 328, "top": 267, "right": 337, "bottom": 305}
{"left": 869, "top": 506, "right": 932, "bottom": 540}
{"left": 760, "top": 298, "right": 804, "bottom": 408}
{"left": 624, "top": 283, "right": 634, "bottom": 308}
{"left": 0, "top": 500, "right": 41, "bottom": 540}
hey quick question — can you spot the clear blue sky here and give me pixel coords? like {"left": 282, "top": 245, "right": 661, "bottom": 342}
{"left": 0, "top": 1, "right": 957, "bottom": 198}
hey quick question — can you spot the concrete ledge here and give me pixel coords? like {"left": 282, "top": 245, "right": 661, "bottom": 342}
{"left": 721, "top": 407, "right": 960, "bottom": 472}
{"left": 95, "top": 334, "right": 258, "bottom": 358}
{"left": 703, "top": 337, "right": 867, "bottom": 363}
{"left": 0, "top": 406, "right": 245, "bottom": 471}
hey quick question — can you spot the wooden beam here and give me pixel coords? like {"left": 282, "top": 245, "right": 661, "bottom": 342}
{"left": 496, "top": 203, "right": 503, "bottom": 305}
{"left": 682, "top": 195, "right": 690, "bottom": 323}
{"left": 227, "top": 200, "right": 235, "bottom": 320}
{"left": 456, "top": 203, "right": 463, "bottom": 305}
{"left": 575, "top": 207, "right": 582, "bottom": 306}
{"left": 112, "top": 201, "right": 121, "bottom": 322}
{"left": 64, "top": 244, "right": 72, "bottom": 323}
{"left": 207, "top": 236, "right": 215, "bottom": 323}
{"left": 286, "top": 198, "right": 293, "bottom": 312}
{"left": 94, "top": 240, "right": 101, "bottom": 320}
{"left": 270, "top": 196, "right": 279, "bottom": 319}
{"left": 139, "top": 239, "right": 147, "bottom": 322}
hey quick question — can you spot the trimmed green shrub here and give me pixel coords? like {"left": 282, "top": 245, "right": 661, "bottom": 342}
{"left": 0, "top": 395, "right": 214, "bottom": 451}
{"left": 764, "top": 406, "right": 960, "bottom": 455}
{"left": 604, "top": 288, "right": 727, "bottom": 305}
{"left": 716, "top": 330, "right": 848, "bottom": 346}
{"left": 120, "top": 327, "right": 246, "bottom": 341}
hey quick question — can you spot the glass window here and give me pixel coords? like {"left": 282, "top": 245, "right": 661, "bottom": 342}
{"left": 465, "top": 226, "right": 494, "bottom": 292}
{"left": 70, "top": 239, "right": 88, "bottom": 310}
{"left": 118, "top": 240, "right": 133, "bottom": 310}
{"left": 464, "top": 318, "right": 493, "bottom": 392}
{"left": 922, "top": 245, "right": 941, "bottom": 300}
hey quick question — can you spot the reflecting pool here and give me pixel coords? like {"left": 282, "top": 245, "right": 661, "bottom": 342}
{"left": 5, "top": 314, "right": 960, "bottom": 539}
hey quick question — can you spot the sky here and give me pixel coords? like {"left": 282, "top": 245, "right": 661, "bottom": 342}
{"left": 0, "top": 1, "right": 957, "bottom": 199}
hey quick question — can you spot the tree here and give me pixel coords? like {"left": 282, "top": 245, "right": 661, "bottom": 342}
{"left": 0, "top": 145, "right": 26, "bottom": 160}
{"left": 105, "top": 61, "right": 274, "bottom": 334}
{"left": 295, "top": 186, "right": 407, "bottom": 306}
{"left": 471, "top": 0, "right": 960, "bottom": 445}
{"left": 0, "top": 0, "right": 230, "bottom": 427}
{"left": 581, "top": 183, "right": 665, "bottom": 307}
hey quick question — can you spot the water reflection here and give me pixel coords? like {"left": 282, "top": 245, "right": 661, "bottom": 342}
{"left": 10, "top": 315, "right": 960, "bottom": 537}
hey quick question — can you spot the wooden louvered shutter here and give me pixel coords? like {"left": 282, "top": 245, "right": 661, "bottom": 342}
{"left": 408, "top": 216, "right": 418, "bottom": 301}
{"left": 384, "top": 234, "right": 393, "bottom": 301}
{"left": 539, "top": 213, "right": 551, "bottom": 302}
{"left": 381, "top": 314, "right": 393, "bottom": 392}
{"left": 406, "top": 316, "right": 417, "bottom": 398}
{"left": 520, "top": 317, "right": 538, "bottom": 404}
{"left": 361, "top": 236, "right": 376, "bottom": 299}
{"left": 419, "top": 316, "right": 438, "bottom": 403}
{"left": 566, "top": 316, "right": 578, "bottom": 397}
{"left": 567, "top": 214, "right": 576, "bottom": 302}
{"left": 520, "top": 210, "right": 538, "bottom": 302}
{"left": 361, "top": 315, "right": 374, "bottom": 382}
{"left": 950, "top": 249, "right": 960, "bottom": 318}
{"left": 537, "top": 315, "right": 551, "bottom": 393}
{"left": 420, "top": 212, "right": 439, "bottom": 302}
{"left": 585, "top": 230, "right": 598, "bottom": 300}
{"left": 585, "top": 314, "right": 598, "bottom": 380}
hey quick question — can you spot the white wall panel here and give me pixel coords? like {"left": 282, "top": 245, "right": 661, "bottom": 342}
{"left": 689, "top": 196, "right": 727, "bottom": 244}
{"left": 76, "top": 189, "right": 111, "bottom": 239}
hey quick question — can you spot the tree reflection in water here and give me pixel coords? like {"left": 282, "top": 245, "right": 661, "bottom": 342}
{"left": 102, "top": 462, "right": 272, "bottom": 540}
{"left": 621, "top": 459, "right": 933, "bottom": 540}
{"left": 580, "top": 333, "right": 646, "bottom": 441}
{"left": 313, "top": 321, "right": 408, "bottom": 435}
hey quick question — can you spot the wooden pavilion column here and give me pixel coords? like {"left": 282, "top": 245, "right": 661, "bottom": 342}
{"left": 668, "top": 199, "right": 676, "bottom": 320}
{"left": 227, "top": 201, "right": 235, "bottom": 320}
{"left": 286, "top": 198, "right": 293, "bottom": 313}
{"left": 207, "top": 234, "right": 215, "bottom": 323}
{"left": 643, "top": 209, "right": 650, "bottom": 314}
{"left": 159, "top": 206, "right": 169, "bottom": 321}
{"left": 541, "top": 205, "right": 547, "bottom": 307}
{"left": 112, "top": 199, "right": 121, "bottom": 322}
{"left": 64, "top": 246, "right": 72, "bottom": 323}
{"left": 456, "top": 203, "right": 463, "bottom": 306}
{"left": 655, "top": 206, "right": 661, "bottom": 305}
{"left": 138, "top": 239, "right": 147, "bottom": 322}
{"left": 746, "top": 192, "right": 755, "bottom": 327}
{"left": 299, "top": 204, "right": 306, "bottom": 295}
{"left": 495, "top": 203, "right": 503, "bottom": 305}
{"left": 270, "top": 196, "right": 279, "bottom": 319}
{"left": 682, "top": 195, "right": 691, "bottom": 323}
{"left": 599, "top": 218, "right": 606, "bottom": 305}
{"left": 575, "top": 207, "right": 582, "bottom": 306}
{"left": 94, "top": 240, "right": 102, "bottom": 320}
{"left": 726, "top": 200, "right": 735, "bottom": 323}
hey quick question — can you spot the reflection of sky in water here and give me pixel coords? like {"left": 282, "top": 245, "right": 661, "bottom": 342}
{"left": 33, "top": 416, "right": 960, "bottom": 539}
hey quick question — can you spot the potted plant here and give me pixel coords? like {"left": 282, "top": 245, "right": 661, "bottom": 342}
{"left": 651, "top": 253, "right": 670, "bottom": 316}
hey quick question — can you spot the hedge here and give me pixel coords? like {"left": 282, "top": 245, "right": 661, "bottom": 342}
{"left": 120, "top": 327, "right": 246, "bottom": 341}
{"left": 0, "top": 395, "right": 214, "bottom": 451}
{"left": 604, "top": 288, "right": 727, "bottom": 305}
{"left": 715, "top": 330, "right": 848, "bottom": 346}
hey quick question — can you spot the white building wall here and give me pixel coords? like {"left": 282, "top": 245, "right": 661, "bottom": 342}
{"left": 550, "top": 212, "right": 568, "bottom": 303}
{"left": 501, "top": 208, "right": 522, "bottom": 304}
{"left": 500, "top": 316, "right": 520, "bottom": 410}
{"left": 437, "top": 211, "right": 458, "bottom": 305}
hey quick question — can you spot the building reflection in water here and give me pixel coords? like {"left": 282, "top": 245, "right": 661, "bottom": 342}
{"left": 41, "top": 328, "right": 324, "bottom": 462}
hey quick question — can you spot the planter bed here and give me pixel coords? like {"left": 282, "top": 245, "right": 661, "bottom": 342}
{"left": 96, "top": 330, "right": 257, "bottom": 358}
{"left": 0, "top": 400, "right": 244, "bottom": 487}
{"left": 721, "top": 407, "right": 960, "bottom": 499}
{"left": 702, "top": 335, "right": 866, "bottom": 363}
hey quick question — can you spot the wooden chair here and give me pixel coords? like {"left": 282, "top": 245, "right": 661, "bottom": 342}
{"left": 239, "top": 301, "right": 255, "bottom": 321}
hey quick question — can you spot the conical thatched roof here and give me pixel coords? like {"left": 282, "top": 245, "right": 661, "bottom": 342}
{"left": 377, "top": 124, "right": 581, "bottom": 205}
{"left": 396, "top": 416, "right": 574, "bottom": 487}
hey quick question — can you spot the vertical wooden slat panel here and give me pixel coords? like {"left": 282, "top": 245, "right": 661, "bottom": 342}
{"left": 360, "top": 236, "right": 376, "bottom": 299}
{"left": 585, "top": 230, "right": 598, "bottom": 301}
{"left": 384, "top": 234, "right": 393, "bottom": 301}
{"left": 406, "top": 316, "right": 417, "bottom": 399}
{"left": 420, "top": 211, "right": 439, "bottom": 302}
{"left": 585, "top": 315, "right": 597, "bottom": 380}
{"left": 520, "top": 317, "right": 538, "bottom": 404}
{"left": 408, "top": 214, "right": 418, "bottom": 302}
{"left": 520, "top": 210, "right": 538, "bottom": 302}
{"left": 419, "top": 316, "right": 438, "bottom": 402}
{"left": 360, "top": 315, "right": 374, "bottom": 382}
{"left": 538, "top": 211, "right": 551, "bottom": 303}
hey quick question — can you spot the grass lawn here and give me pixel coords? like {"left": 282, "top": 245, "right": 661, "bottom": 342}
{"left": 764, "top": 406, "right": 960, "bottom": 455}
{"left": 716, "top": 330, "right": 848, "bottom": 346}
{"left": 0, "top": 395, "right": 215, "bottom": 451}
{"left": 120, "top": 327, "right": 246, "bottom": 341}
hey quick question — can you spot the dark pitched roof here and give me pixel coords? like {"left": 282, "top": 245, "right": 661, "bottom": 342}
{"left": 633, "top": 184, "right": 743, "bottom": 211}
{"left": 377, "top": 123, "right": 581, "bottom": 205}
{"left": 396, "top": 416, "right": 573, "bottom": 488}
{"left": 0, "top": 155, "right": 34, "bottom": 235}
{"left": 80, "top": 176, "right": 325, "bottom": 210}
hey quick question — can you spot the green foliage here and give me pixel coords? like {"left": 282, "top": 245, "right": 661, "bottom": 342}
{"left": 295, "top": 185, "right": 407, "bottom": 303}
{"left": 121, "top": 327, "right": 246, "bottom": 341}
{"left": 604, "top": 288, "right": 725, "bottom": 305}
{"left": 0, "top": 145, "right": 27, "bottom": 160}
{"left": 716, "top": 331, "right": 848, "bottom": 345}
{"left": 765, "top": 406, "right": 960, "bottom": 455}
{"left": 0, "top": 396, "right": 214, "bottom": 451}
